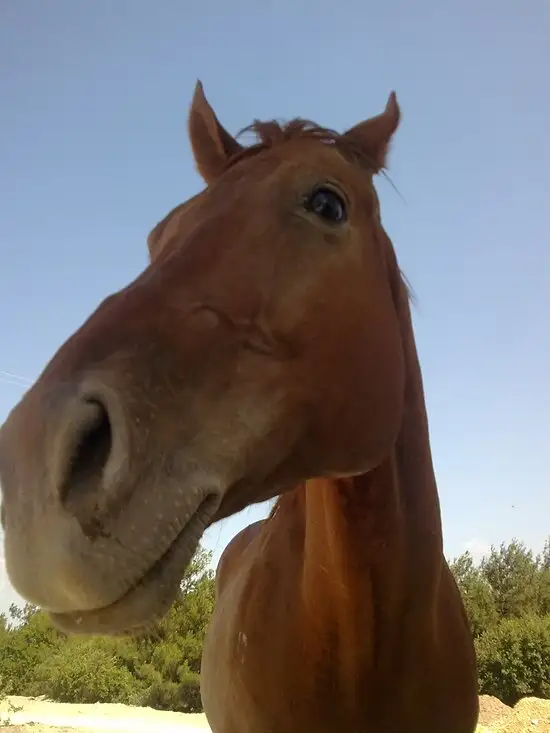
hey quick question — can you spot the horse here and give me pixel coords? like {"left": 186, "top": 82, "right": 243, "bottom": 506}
{"left": 0, "top": 81, "right": 479, "bottom": 733}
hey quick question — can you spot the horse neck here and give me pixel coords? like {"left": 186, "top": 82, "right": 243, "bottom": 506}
{"left": 262, "top": 273, "right": 447, "bottom": 701}
{"left": 296, "top": 269, "right": 445, "bottom": 605}
{"left": 388, "top": 274, "right": 444, "bottom": 550}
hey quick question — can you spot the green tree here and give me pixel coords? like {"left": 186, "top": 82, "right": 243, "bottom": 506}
{"left": 538, "top": 537, "right": 550, "bottom": 614}
{"left": 450, "top": 551, "right": 499, "bottom": 637}
{"left": 0, "top": 543, "right": 216, "bottom": 711}
{"left": 481, "top": 540, "right": 541, "bottom": 619}
{"left": 542, "top": 539, "right": 550, "bottom": 570}
{"left": 134, "top": 545, "right": 216, "bottom": 712}
{"left": 0, "top": 604, "right": 62, "bottom": 695}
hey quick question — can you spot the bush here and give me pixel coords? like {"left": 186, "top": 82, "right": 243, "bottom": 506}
{"left": 476, "top": 615, "right": 550, "bottom": 705}
{"left": 131, "top": 559, "right": 215, "bottom": 713}
{"left": 0, "top": 545, "right": 215, "bottom": 711}
{"left": 1, "top": 539, "right": 546, "bottom": 711}
{"left": 31, "top": 636, "right": 143, "bottom": 704}
{"left": 0, "top": 605, "right": 62, "bottom": 695}
{"left": 139, "top": 661, "right": 201, "bottom": 713}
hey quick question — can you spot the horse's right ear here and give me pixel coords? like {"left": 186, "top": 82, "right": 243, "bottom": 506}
{"left": 188, "top": 81, "right": 244, "bottom": 184}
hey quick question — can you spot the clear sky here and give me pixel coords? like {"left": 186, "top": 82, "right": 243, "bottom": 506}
{"left": 0, "top": 0, "right": 548, "bottom": 612}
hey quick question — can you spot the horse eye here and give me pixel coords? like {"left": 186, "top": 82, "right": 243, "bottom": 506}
{"left": 306, "top": 187, "right": 347, "bottom": 223}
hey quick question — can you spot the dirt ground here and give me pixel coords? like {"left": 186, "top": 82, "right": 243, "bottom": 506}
{"left": 0, "top": 695, "right": 210, "bottom": 732}
{"left": 1, "top": 694, "right": 549, "bottom": 732}
{"left": 475, "top": 695, "right": 550, "bottom": 733}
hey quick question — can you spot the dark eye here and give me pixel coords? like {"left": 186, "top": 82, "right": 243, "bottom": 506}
{"left": 306, "top": 187, "right": 347, "bottom": 223}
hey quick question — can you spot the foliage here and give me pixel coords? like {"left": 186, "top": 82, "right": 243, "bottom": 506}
{"left": 449, "top": 536, "right": 550, "bottom": 706}
{"left": 0, "top": 602, "right": 62, "bottom": 695}
{"left": 0, "top": 538, "right": 548, "bottom": 713}
{"left": 475, "top": 615, "right": 550, "bottom": 705}
{"left": 130, "top": 547, "right": 215, "bottom": 712}
{"left": 0, "top": 544, "right": 215, "bottom": 712}
{"left": 480, "top": 540, "right": 541, "bottom": 619}
{"left": 539, "top": 538, "right": 550, "bottom": 615}
{"left": 31, "top": 636, "right": 143, "bottom": 704}
{"left": 449, "top": 551, "right": 499, "bottom": 637}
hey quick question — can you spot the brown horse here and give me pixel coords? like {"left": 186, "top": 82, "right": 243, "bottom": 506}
{"left": 0, "top": 82, "right": 479, "bottom": 733}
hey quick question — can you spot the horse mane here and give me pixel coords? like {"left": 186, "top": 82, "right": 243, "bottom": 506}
{"left": 225, "top": 117, "right": 380, "bottom": 173}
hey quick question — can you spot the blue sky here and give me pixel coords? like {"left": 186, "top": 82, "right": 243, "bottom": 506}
{"left": 0, "top": 0, "right": 548, "bottom": 612}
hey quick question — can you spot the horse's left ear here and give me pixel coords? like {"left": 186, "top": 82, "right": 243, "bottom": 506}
{"left": 343, "top": 92, "right": 400, "bottom": 172}
{"left": 188, "top": 81, "right": 244, "bottom": 183}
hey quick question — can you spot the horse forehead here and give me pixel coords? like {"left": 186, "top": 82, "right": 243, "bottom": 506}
{"left": 292, "top": 139, "right": 352, "bottom": 168}
{"left": 150, "top": 140, "right": 357, "bottom": 268}
{"left": 214, "top": 138, "right": 355, "bottom": 198}
{"left": 261, "top": 140, "right": 354, "bottom": 183}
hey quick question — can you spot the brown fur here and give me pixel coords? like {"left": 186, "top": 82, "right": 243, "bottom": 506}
{"left": 0, "top": 81, "right": 479, "bottom": 732}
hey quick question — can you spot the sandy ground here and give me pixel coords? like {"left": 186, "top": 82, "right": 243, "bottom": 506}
{"left": 0, "top": 696, "right": 210, "bottom": 732}
{"left": 1, "top": 694, "right": 549, "bottom": 732}
{"left": 475, "top": 695, "right": 550, "bottom": 733}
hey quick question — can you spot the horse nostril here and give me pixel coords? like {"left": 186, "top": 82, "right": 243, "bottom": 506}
{"left": 72, "top": 400, "right": 112, "bottom": 480}
{"left": 60, "top": 399, "right": 113, "bottom": 514}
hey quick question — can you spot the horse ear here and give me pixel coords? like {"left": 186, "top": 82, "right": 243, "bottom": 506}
{"left": 343, "top": 92, "right": 400, "bottom": 172}
{"left": 188, "top": 81, "right": 244, "bottom": 183}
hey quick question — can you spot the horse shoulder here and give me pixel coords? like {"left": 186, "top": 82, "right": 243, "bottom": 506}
{"left": 214, "top": 519, "right": 266, "bottom": 597}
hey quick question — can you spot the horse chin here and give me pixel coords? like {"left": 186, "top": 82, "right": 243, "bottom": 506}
{"left": 48, "top": 495, "right": 215, "bottom": 636}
